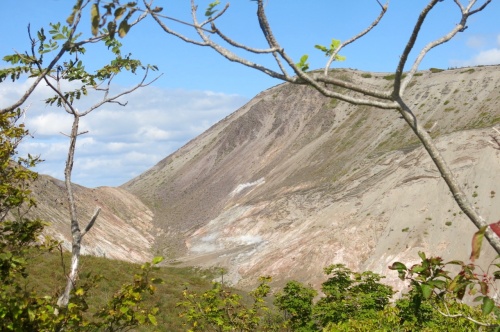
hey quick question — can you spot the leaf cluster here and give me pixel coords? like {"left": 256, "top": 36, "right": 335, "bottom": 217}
{"left": 314, "top": 39, "right": 346, "bottom": 61}
{"left": 390, "top": 251, "right": 500, "bottom": 325}
{"left": 275, "top": 264, "right": 394, "bottom": 331}
{"left": 177, "top": 276, "right": 278, "bottom": 331}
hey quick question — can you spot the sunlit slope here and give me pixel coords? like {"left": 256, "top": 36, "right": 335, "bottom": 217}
{"left": 122, "top": 66, "right": 500, "bottom": 289}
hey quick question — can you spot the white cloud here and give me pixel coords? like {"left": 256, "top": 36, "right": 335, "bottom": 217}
{"left": 136, "top": 126, "right": 172, "bottom": 141}
{"left": 27, "top": 112, "right": 73, "bottom": 135}
{"left": 451, "top": 48, "right": 500, "bottom": 67}
{"left": 3, "top": 82, "right": 248, "bottom": 187}
{"left": 450, "top": 33, "right": 500, "bottom": 67}
{"left": 466, "top": 35, "right": 486, "bottom": 49}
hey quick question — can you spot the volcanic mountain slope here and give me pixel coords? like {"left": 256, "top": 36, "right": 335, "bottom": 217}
{"left": 122, "top": 66, "right": 500, "bottom": 289}
{"left": 28, "top": 175, "right": 155, "bottom": 263}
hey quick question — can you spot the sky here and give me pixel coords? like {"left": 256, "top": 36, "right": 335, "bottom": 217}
{"left": 1, "top": 0, "right": 499, "bottom": 188}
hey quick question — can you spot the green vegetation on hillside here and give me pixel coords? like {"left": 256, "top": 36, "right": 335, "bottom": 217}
{"left": 24, "top": 251, "right": 217, "bottom": 331}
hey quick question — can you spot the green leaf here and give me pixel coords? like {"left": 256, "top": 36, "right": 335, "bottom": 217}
{"left": 470, "top": 225, "right": 487, "bottom": 262}
{"left": 67, "top": 0, "right": 83, "bottom": 25}
{"left": 427, "top": 279, "right": 446, "bottom": 290}
{"left": 389, "top": 262, "right": 407, "bottom": 271}
{"left": 118, "top": 19, "right": 131, "bottom": 38}
{"left": 297, "top": 54, "right": 309, "bottom": 72}
{"left": 205, "top": 0, "right": 220, "bottom": 17}
{"left": 482, "top": 296, "right": 495, "bottom": 315}
{"left": 421, "top": 283, "right": 433, "bottom": 299}
{"left": 152, "top": 256, "right": 164, "bottom": 265}
{"left": 91, "top": 3, "right": 100, "bottom": 36}
{"left": 114, "top": 7, "right": 126, "bottom": 21}
{"left": 52, "top": 34, "right": 66, "bottom": 40}
{"left": 107, "top": 21, "right": 117, "bottom": 40}
{"left": 314, "top": 44, "right": 328, "bottom": 52}
{"left": 330, "top": 38, "right": 341, "bottom": 50}
{"left": 335, "top": 54, "right": 346, "bottom": 62}
{"left": 148, "top": 313, "right": 158, "bottom": 325}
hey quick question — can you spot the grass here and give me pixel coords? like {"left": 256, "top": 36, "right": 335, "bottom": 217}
{"left": 429, "top": 68, "right": 444, "bottom": 73}
{"left": 383, "top": 73, "right": 407, "bottom": 80}
{"left": 461, "top": 68, "right": 475, "bottom": 74}
{"left": 25, "top": 250, "right": 218, "bottom": 331}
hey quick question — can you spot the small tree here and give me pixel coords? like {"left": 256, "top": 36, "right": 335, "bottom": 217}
{"left": 274, "top": 281, "right": 317, "bottom": 331}
{"left": 0, "top": 108, "right": 56, "bottom": 330}
{"left": 1, "top": 0, "right": 160, "bottom": 307}
{"left": 1, "top": 1, "right": 163, "bottom": 329}
{"left": 274, "top": 265, "right": 393, "bottom": 331}
{"left": 178, "top": 276, "right": 277, "bottom": 331}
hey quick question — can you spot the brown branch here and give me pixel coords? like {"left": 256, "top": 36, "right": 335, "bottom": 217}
{"left": 395, "top": 97, "right": 500, "bottom": 254}
{"left": 82, "top": 208, "right": 101, "bottom": 237}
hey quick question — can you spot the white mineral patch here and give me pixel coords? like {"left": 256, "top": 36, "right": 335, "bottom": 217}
{"left": 230, "top": 178, "right": 265, "bottom": 196}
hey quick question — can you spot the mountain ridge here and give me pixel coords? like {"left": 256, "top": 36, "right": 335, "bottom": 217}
{"left": 32, "top": 65, "right": 500, "bottom": 291}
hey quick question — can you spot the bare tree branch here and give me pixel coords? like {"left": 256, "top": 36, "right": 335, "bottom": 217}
{"left": 393, "top": 0, "right": 441, "bottom": 97}
{"left": 82, "top": 207, "right": 101, "bottom": 237}
{"left": 82, "top": 68, "right": 162, "bottom": 116}
{"left": 435, "top": 301, "right": 496, "bottom": 327}
{"left": 400, "top": 0, "right": 492, "bottom": 95}
{"left": 489, "top": 127, "right": 500, "bottom": 150}
{"left": 324, "top": 1, "right": 388, "bottom": 75}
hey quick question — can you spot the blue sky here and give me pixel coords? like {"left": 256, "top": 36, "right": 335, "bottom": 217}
{"left": 1, "top": 0, "right": 499, "bottom": 187}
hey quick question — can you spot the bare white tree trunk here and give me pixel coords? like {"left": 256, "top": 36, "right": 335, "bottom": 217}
{"left": 57, "top": 114, "right": 101, "bottom": 307}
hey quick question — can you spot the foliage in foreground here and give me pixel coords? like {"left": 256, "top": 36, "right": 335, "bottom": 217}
{"left": 178, "top": 256, "right": 500, "bottom": 332}
{"left": 0, "top": 111, "right": 167, "bottom": 331}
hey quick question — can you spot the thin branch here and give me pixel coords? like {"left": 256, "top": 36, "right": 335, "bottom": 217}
{"left": 324, "top": 1, "right": 388, "bottom": 75}
{"left": 314, "top": 75, "right": 392, "bottom": 101}
{"left": 396, "top": 97, "right": 500, "bottom": 254}
{"left": 469, "top": 0, "right": 492, "bottom": 15}
{"left": 489, "top": 127, "right": 500, "bottom": 150}
{"left": 255, "top": 0, "right": 280, "bottom": 49}
{"left": 393, "top": 0, "right": 440, "bottom": 98}
{"left": 197, "top": 2, "right": 230, "bottom": 28}
{"left": 82, "top": 207, "right": 101, "bottom": 237}
{"left": 435, "top": 305, "right": 495, "bottom": 327}
{"left": 400, "top": 0, "right": 492, "bottom": 96}
{"left": 82, "top": 69, "right": 162, "bottom": 116}
{"left": 210, "top": 24, "right": 280, "bottom": 54}
{"left": 145, "top": 1, "right": 210, "bottom": 47}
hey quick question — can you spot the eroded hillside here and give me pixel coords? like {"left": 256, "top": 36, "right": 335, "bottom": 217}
{"left": 29, "top": 176, "right": 155, "bottom": 263}
{"left": 122, "top": 66, "right": 500, "bottom": 289}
